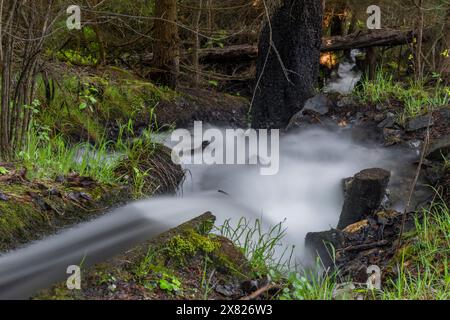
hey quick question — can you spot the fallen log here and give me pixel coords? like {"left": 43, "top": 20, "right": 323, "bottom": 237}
{"left": 199, "top": 44, "right": 258, "bottom": 63}
{"left": 322, "top": 28, "right": 432, "bottom": 52}
{"left": 199, "top": 28, "right": 433, "bottom": 63}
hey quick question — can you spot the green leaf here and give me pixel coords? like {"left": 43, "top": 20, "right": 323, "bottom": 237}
{"left": 0, "top": 167, "right": 9, "bottom": 175}
{"left": 79, "top": 102, "right": 87, "bottom": 110}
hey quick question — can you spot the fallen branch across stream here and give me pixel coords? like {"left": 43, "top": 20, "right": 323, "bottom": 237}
{"left": 199, "top": 28, "right": 433, "bottom": 63}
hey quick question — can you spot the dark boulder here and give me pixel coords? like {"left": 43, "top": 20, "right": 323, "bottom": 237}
{"left": 286, "top": 95, "right": 334, "bottom": 129}
{"left": 305, "top": 229, "right": 344, "bottom": 268}
{"left": 405, "top": 115, "right": 433, "bottom": 132}
{"left": 377, "top": 112, "right": 395, "bottom": 128}
{"left": 426, "top": 134, "right": 450, "bottom": 160}
{"left": 337, "top": 168, "right": 391, "bottom": 230}
{"left": 302, "top": 94, "right": 334, "bottom": 116}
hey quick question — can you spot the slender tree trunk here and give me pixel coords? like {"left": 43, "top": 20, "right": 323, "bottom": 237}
{"left": 152, "top": 0, "right": 180, "bottom": 89}
{"left": 415, "top": 0, "right": 424, "bottom": 81}
{"left": 251, "top": 0, "right": 323, "bottom": 129}
{"left": 193, "top": 0, "right": 203, "bottom": 87}
{"left": 0, "top": 0, "right": 53, "bottom": 159}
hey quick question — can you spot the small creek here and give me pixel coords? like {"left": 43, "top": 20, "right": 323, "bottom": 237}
{"left": 0, "top": 56, "right": 426, "bottom": 299}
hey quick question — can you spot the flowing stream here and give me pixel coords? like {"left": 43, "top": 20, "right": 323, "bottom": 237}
{"left": 0, "top": 57, "right": 421, "bottom": 299}
{"left": 0, "top": 125, "right": 419, "bottom": 299}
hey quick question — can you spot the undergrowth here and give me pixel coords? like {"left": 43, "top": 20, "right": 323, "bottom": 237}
{"left": 383, "top": 199, "right": 450, "bottom": 300}
{"left": 279, "top": 199, "right": 450, "bottom": 300}
{"left": 354, "top": 69, "right": 449, "bottom": 123}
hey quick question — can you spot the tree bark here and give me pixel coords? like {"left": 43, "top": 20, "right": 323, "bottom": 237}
{"left": 152, "top": 0, "right": 180, "bottom": 89}
{"left": 337, "top": 168, "right": 391, "bottom": 230}
{"left": 251, "top": 0, "right": 323, "bottom": 129}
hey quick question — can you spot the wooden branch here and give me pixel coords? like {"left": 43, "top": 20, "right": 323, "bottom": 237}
{"left": 198, "top": 28, "right": 434, "bottom": 63}
{"left": 240, "top": 284, "right": 283, "bottom": 300}
{"left": 338, "top": 240, "right": 389, "bottom": 253}
{"left": 322, "top": 28, "right": 432, "bottom": 51}
{"left": 122, "top": 28, "right": 434, "bottom": 66}
{"left": 199, "top": 44, "right": 258, "bottom": 63}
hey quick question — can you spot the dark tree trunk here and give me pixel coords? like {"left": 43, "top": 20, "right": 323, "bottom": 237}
{"left": 152, "top": 0, "right": 179, "bottom": 89}
{"left": 250, "top": 0, "right": 323, "bottom": 129}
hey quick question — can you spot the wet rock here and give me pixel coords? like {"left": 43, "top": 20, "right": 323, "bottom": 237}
{"left": 337, "top": 168, "right": 391, "bottom": 230}
{"left": 377, "top": 113, "right": 395, "bottom": 128}
{"left": 286, "top": 95, "right": 334, "bottom": 130}
{"left": 383, "top": 128, "right": 402, "bottom": 146}
{"left": 215, "top": 284, "right": 239, "bottom": 297}
{"left": 336, "top": 96, "right": 357, "bottom": 108}
{"left": 436, "top": 107, "right": 450, "bottom": 122}
{"left": 305, "top": 229, "right": 344, "bottom": 268}
{"left": 426, "top": 134, "right": 450, "bottom": 160}
{"left": 302, "top": 94, "right": 334, "bottom": 116}
{"left": 405, "top": 115, "right": 433, "bottom": 132}
{"left": 67, "top": 191, "right": 92, "bottom": 202}
{"left": 241, "top": 280, "right": 259, "bottom": 293}
{"left": 373, "top": 113, "right": 385, "bottom": 123}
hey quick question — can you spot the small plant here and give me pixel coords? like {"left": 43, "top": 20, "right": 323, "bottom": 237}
{"left": 217, "top": 218, "right": 294, "bottom": 278}
{"left": 280, "top": 270, "right": 336, "bottom": 300}
{"left": 158, "top": 273, "right": 182, "bottom": 293}
{"left": 382, "top": 198, "right": 450, "bottom": 300}
{"left": 354, "top": 68, "right": 449, "bottom": 122}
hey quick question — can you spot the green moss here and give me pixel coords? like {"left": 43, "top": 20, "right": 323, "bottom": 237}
{"left": 0, "top": 179, "right": 130, "bottom": 252}
{"left": 165, "top": 229, "right": 220, "bottom": 263}
{"left": 35, "top": 69, "right": 180, "bottom": 144}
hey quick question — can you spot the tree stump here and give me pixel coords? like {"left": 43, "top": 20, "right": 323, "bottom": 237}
{"left": 337, "top": 168, "right": 391, "bottom": 230}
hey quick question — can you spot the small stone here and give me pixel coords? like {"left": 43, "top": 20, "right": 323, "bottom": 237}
{"left": 79, "top": 192, "right": 92, "bottom": 201}
{"left": 373, "top": 113, "right": 385, "bottom": 122}
{"left": 383, "top": 128, "right": 403, "bottom": 146}
{"left": 337, "top": 96, "right": 357, "bottom": 108}
{"left": 406, "top": 115, "right": 433, "bottom": 132}
{"left": 377, "top": 113, "right": 395, "bottom": 128}
{"left": 215, "top": 284, "right": 237, "bottom": 297}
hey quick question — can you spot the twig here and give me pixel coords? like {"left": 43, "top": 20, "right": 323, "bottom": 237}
{"left": 339, "top": 240, "right": 389, "bottom": 253}
{"left": 240, "top": 284, "right": 282, "bottom": 300}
